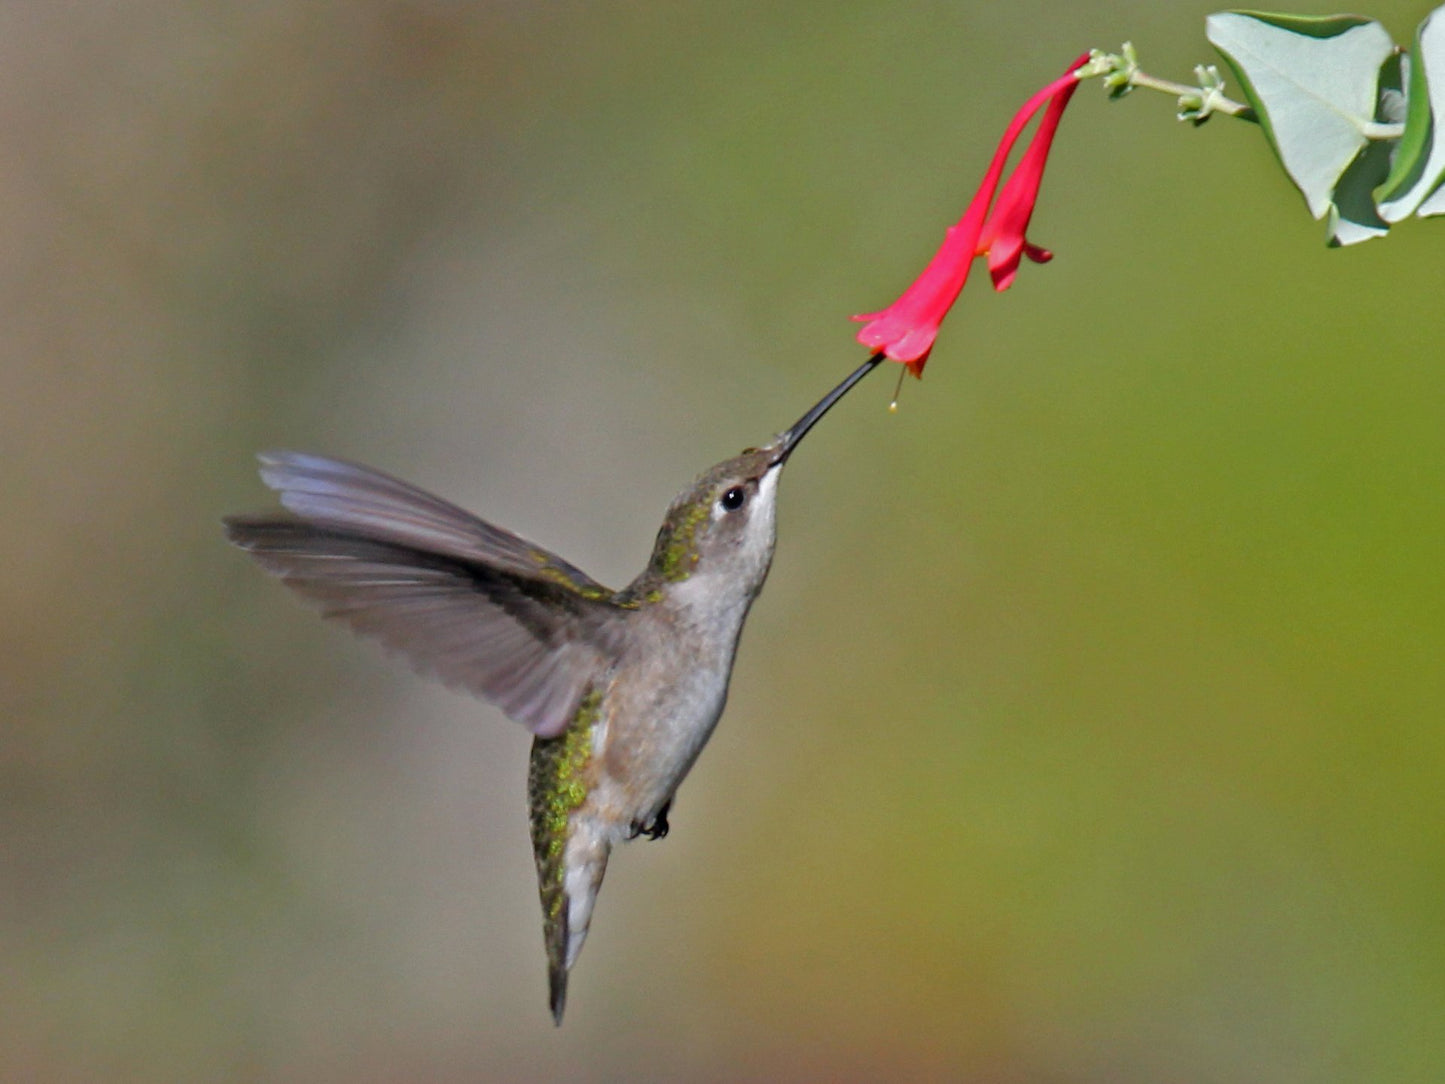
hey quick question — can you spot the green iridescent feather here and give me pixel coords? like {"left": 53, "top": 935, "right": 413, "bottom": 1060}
{"left": 528, "top": 687, "right": 600, "bottom": 1019}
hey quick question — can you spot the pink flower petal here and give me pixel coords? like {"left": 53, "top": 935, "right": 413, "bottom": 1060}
{"left": 980, "top": 60, "right": 1084, "bottom": 292}
{"left": 854, "top": 55, "right": 1087, "bottom": 374}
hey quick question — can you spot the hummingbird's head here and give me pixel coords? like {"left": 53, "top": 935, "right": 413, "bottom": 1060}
{"left": 633, "top": 356, "right": 882, "bottom": 609}
{"left": 644, "top": 445, "right": 784, "bottom": 599}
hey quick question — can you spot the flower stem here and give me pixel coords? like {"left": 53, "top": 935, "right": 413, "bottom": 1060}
{"left": 1126, "top": 70, "right": 1253, "bottom": 119}
{"left": 1078, "top": 44, "right": 1255, "bottom": 126}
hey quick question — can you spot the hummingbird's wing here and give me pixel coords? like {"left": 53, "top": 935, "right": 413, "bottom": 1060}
{"left": 224, "top": 452, "right": 624, "bottom": 739}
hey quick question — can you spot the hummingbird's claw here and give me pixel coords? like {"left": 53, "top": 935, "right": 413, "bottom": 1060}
{"left": 628, "top": 801, "right": 671, "bottom": 841}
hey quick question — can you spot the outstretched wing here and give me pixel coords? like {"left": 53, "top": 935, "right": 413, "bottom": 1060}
{"left": 224, "top": 452, "right": 625, "bottom": 738}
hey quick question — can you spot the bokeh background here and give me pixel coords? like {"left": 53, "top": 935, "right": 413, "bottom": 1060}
{"left": 5, "top": 2, "right": 1444, "bottom": 1080}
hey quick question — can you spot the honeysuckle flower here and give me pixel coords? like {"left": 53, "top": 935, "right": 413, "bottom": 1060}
{"left": 977, "top": 64, "right": 1083, "bottom": 291}
{"left": 854, "top": 55, "right": 1089, "bottom": 376}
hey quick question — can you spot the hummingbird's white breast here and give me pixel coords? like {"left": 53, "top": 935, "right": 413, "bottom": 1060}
{"left": 593, "top": 466, "right": 781, "bottom": 833}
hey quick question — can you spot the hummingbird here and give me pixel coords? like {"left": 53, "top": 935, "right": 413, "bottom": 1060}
{"left": 223, "top": 354, "right": 881, "bottom": 1023}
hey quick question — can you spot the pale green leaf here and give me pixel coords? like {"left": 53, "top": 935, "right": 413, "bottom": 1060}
{"left": 1207, "top": 11, "right": 1395, "bottom": 220}
{"left": 1416, "top": 178, "right": 1445, "bottom": 215}
{"left": 1326, "top": 139, "right": 1392, "bottom": 246}
{"left": 1376, "top": 7, "right": 1445, "bottom": 221}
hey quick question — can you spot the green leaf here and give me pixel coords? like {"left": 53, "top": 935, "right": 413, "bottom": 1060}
{"left": 1207, "top": 10, "right": 1395, "bottom": 235}
{"left": 1326, "top": 138, "right": 1392, "bottom": 246}
{"left": 1417, "top": 179, "right": 1445, "bottom": 215}
{"left": 1376, "top": 7, "right": 1445, "bottom": 222}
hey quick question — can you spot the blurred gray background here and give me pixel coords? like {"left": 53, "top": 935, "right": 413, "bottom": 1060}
{"left": 4, "top": 2, "right": 1444, "bottom": 1080}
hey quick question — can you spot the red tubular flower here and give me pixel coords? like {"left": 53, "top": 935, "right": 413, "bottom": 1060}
{"left": 977, "top": 67, "right": 1083, "bottom": 291}
{"left": 853, "top": 55, "right": 1089, "bottom": 376}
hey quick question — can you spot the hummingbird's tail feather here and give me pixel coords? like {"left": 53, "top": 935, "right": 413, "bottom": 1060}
{"left": 537, "top": 834, "right": 610, "bottom": 1026}
{"left": 530, "top": 725, "right": 611, "bottom": 1025}
{"left": 547, "top": 913, "right": 570, "bottom": 1026}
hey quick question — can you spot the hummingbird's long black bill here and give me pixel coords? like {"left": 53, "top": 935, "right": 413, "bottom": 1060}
{"left": 774, "top": 352, "right": 885, "bottom": 463}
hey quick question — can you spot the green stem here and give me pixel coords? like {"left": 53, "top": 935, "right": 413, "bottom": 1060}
{"left": 1079, "top": 45, "right": 1255, "bottom": 126}
{"left": 1079, "top": 44, "right": 1407, "bottom": 139}
{"left": 1126, "top": 70, "right": 1253, "bottom": 119}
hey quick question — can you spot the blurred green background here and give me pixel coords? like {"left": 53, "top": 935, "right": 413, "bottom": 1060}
{"left": 5, "top": 2, "right": 1444, "bottom": 1080}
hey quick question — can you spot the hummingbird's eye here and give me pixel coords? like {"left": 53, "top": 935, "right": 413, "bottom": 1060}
{"left": 720, "top": 486, "right": 746, "bottom": 512}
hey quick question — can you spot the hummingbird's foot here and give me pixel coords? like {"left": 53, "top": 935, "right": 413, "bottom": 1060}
{"left": 628, "top": 801, "right": 671, "bottom": 842}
